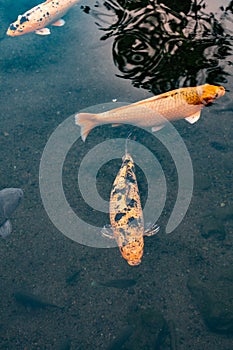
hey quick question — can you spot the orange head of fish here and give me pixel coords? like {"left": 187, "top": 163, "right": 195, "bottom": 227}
{"left": 6, "top": 16, "right": 32, "bottom": 36}
{"left": 120, "top": 238, "right": 144, "bottom": 266}
{"left": 198, "top": 84, "right": 225, "bottom": 105}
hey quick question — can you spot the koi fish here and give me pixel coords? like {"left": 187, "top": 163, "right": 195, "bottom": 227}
{"left": 102, "top": 147, "right": 159, "bottom": 266}
{"left": 75, "top": 84, "right": 225, "bottom": 141}
{"left": 6, "top": 0, "right": 80, "bottom": 36}
{"left": 0, "top": 188, "right": 23, "bottom": 238}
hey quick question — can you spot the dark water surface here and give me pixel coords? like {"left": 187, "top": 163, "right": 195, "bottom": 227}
{"left": 0, "top": 0, "right": 233, "bottom": 349}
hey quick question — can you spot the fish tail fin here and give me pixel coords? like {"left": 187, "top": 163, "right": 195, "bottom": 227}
{"left": 124, "top": 132, "right": 132, "bottom": 156}
{"left": 0, "top": 220, "right": 12, "bottom": 239}
{"left": 75, "top": 112, "right": 99, "bottom": 142}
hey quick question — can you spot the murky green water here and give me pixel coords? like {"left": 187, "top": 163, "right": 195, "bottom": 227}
{"left": 0, "top": 0, "right": 233, "bottom": 349}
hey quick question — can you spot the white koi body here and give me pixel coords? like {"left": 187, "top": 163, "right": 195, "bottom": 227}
{"left": 75, "top": 84, "right": 225, "bottom": 141}
{"left": 6, "top": 0, "right": 80, "bottom": 36}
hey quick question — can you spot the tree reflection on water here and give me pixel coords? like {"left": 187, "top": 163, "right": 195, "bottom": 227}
{"left": 82, "top": 0, "right": 232, "bottom": 93}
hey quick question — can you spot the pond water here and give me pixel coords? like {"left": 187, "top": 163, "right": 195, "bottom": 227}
{"left": 0, "top": 0, "right": 233, "bottom": 349}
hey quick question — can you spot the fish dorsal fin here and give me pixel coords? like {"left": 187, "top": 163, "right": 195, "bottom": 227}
{"left": 185, "top": 111, "right": 201, "bottom": 124}
{"left": 136, "top": 90, "right": 177, "bottom": 106}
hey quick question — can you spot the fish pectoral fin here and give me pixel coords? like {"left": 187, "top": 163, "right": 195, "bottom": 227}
{"left": 52, "top": 19, "right": 65, "bottom": 27}
{"left": 35, "top": 28, "right": 51, "bottom": 35}
{"left": 151, "top": 125, "right": 164, "bottom": 132}
{"left": 144, "top": 223, "right": 160, "bottom": 237}
{"left": 0, "top": 220, "right": 12, "bottom": 239}
{"left": 185, "top": 111, "right": 201, "bottom": 124}
{"left": 101, "top": 225, "right": 115, "bottom": 239}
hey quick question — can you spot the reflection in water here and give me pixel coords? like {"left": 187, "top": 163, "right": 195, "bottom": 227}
{"left": 82, "top": 0, "right": 232, "bottom": 93}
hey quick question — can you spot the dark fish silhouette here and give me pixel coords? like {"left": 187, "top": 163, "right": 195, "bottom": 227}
{"left": 66, "top": 270, "right": 81, "bottom": 286}
{"left": 0, "top": 188, "right": 23, "bottom": 238}
{"left": 13, "top": 291, "right": 63, "bottom": 310}
{"left": 107, "top": 325, "right": 133, "bottom": 350}
{"left": 98, "top": 279, "right": 137, "bottom": 289}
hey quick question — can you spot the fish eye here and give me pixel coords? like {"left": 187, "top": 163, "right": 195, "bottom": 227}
{"left": 131, "top": 54, "right": 144, "bottom": 63}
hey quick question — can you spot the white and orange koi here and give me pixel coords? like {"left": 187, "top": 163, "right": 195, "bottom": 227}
{"left": 103, "top": 149, "right": 159, "bottom": 266}
{"left": 6, "top": 0, "right": 80, "bottom": 36}
{"left": 75, "top": 84, "right": 225, "bottom": 141}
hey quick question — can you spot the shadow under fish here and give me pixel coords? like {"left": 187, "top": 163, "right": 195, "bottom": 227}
{"left": 65, "top": 270, "right": 81, "bottom": 286}
{"left": 0, "top": 188, "right": 23, "bottom": 238}
{"left": 107, "top": 325, "right": 134, "bottom": 350}
{"left": 13, "top": 291, "right": 64, "bottom": 311}
{"left": 94, "top": 278, "right": 137, "bottom": 289}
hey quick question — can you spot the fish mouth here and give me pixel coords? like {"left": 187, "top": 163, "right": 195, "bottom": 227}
{"left": 127, "top": 259, "right": 141, "bottom": 266}
{"left": 6, "top": 29, "right": 17, "bottom": 37}
{"left": 6, "top": 23, "right": 17, "bottom": 36}
{"left": 217, "top": 86, "right": 226, "bottom": 97}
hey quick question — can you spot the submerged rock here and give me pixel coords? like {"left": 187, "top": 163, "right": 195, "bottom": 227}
{"left": 187, "top": 270, "right": 233, "bottom": 334}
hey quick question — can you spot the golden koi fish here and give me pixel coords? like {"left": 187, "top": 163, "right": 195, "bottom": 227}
{"left": 103, "top": 151, "right": 159, "bottom": 266}
{"left": 6, "top": 0, "right": 80, "bottom": 36}
{"left": 75, "top": 84, "right": 225, "bottom": 141}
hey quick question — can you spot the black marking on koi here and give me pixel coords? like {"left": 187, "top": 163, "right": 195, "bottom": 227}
{"left": 19, "top": 16, "right": 29, "bottom": 24}
{"left": 127, "top": 217, "right": 138, "bottom": 226}
{"left": 10, "top": 24, "right": 17, "bottom": 30}
{"left": 115, "top": 213, "right": 126, "bottom": 222}
{"left": 127, "top": 199, "right": 137, "bottom": 208}
{"left": 112, "top": 188, "right": 126, "bottom": 196}
{"left": 126, "top": 172, "right": 136, "bottom": 183}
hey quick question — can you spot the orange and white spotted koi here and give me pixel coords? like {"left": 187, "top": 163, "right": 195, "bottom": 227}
{"left": 6, "top": 0, "right": 80, "bottom": 36}
{"left": 102, "top": 149, "right": 159, "bottom": 266}
{"left": 75, "top": 84, "right": 225, "bottom": 141}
